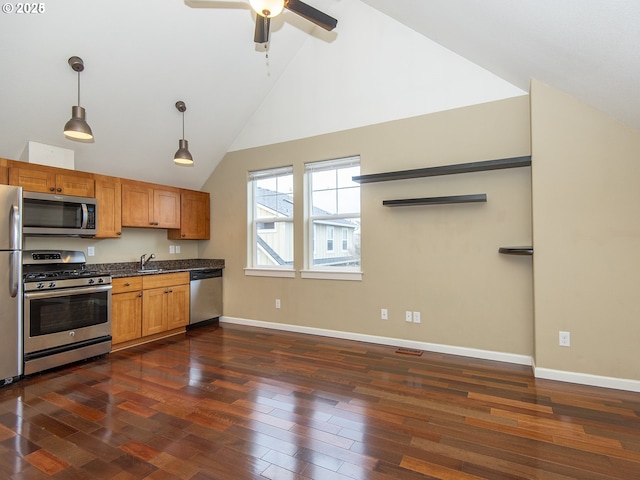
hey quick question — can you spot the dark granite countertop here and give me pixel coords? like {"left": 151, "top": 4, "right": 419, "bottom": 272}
{"left": 87, "top": 258, "right": 225, "bottom": 278}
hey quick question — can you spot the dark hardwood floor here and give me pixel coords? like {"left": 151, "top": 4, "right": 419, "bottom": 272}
{"left": 1, "top": 323, "right": 639, "bottom": 479}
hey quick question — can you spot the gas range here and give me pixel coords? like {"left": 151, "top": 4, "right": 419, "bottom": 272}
{"left": 22, "top": 250, "right": 111, "bottom": 291}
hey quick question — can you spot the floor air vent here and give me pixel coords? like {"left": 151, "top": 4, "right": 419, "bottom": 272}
{"left": 395, "top": 347, "right": 423, "bottom": 356}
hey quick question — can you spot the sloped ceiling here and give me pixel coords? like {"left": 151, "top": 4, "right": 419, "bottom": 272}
{"left": 0, "top": 1, "right": 637, "bottom": 190}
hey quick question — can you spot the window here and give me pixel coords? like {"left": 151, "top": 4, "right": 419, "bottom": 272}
{"left": 305, "top": 156, "right": 360, "bottom": 275}
{"left": 327, "top": 227, "right": 334, "bottom": 252}
{"left": 247, "top": 166, "right": 294, "bottom": 276}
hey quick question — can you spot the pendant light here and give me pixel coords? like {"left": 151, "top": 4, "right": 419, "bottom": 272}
{"left": 63, "top": 56, "right": 94, "bottom": 141}
{"left": 174, "top": 101, "right": 194, "bottom": 166}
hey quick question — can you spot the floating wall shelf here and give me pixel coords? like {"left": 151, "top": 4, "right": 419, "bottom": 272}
{"left": 353, "top": 156, "right": 531, "bottom": 184}
{"left": 383, "top": 193, "right": 487, "bottom": 207}
{"left": 498, "top": 246, "right": 533, "bottom": 256}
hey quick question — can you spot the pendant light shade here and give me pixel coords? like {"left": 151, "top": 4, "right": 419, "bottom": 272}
{"left": 64, "top": 56, "right": 94, "bottom": 141}
{"left": 174, "top": 101, "right": 194, "bottom": 166}
{"left": 64, "top": 105, "right": 93, "bottom": 140}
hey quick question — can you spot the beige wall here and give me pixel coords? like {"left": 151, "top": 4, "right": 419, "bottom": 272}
{"left": 531, "top": 80, "right": 640, "bottom": 380}
{"left": 201, "top": 96, "right": 534, "bottom": 356}
{"left": 25, "top": 228, "right": 199, "bottom": 264}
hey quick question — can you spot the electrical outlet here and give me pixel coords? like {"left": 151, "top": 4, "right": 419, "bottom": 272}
{"left": 275, "top": 299, "right": 281, "bottom": 309}
{"left": 413, "top": 311, "right": 421, "bottom": 323}
{"left": 381, "top": 308, "right": 388, "bottom": 320}
{"left": 169, "top": 245, "right": 175, "bottom": 254}
{"left": 87, "top": 246, "right": 95, "bottom": 257}
{"left": 175, "top": 245, "right": 181, "bottom": 254}
{"left": 405, "top": 311, "right": 413, "bottom": 323}
{"left": 559, "top": 331, "right": 571, "bottom": 347}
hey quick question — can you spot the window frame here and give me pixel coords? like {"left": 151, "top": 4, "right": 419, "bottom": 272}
{"left": 302, "top": 156, "right": 362, "bottom": 281}
{"left": 246, "top": 166, "right": 295, "bottom": 278}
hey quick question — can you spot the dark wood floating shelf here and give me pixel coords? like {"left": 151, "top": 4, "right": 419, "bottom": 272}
{"left": 383, "top": 193, "right": 487, "bottom": 207}
{"left": 498, "top": 246, "right": 533, "bottom": 256}
{"left": 353, "top": 156, "right": 531, "bottom": 184}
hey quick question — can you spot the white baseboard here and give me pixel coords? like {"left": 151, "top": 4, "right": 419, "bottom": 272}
{"left": 534, "top": 366, "right": 640, "bottom": 393}
{"left": 220, "top": 316, "right": 533, "bottom": 366}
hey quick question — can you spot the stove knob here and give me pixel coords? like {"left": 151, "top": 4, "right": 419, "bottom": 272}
{"left": 88, "top": 278, "right": 95, "bottom": 285}
{"left": 37, "top": 282, "right": 45, "bottom": 289}
{"left": 49, "top": 282, "right": 56, "bottom": 288}
{"left": 98, "top": 278, "right": 105, "bottom": 284}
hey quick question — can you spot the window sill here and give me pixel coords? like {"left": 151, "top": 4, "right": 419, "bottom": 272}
{"left": 300, "top": 270, "right": 363, "bottom": 281}
{"left": 244, "top": 268, "right": 296, "bottom": 278}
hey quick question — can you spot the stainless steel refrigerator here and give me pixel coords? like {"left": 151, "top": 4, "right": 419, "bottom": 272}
{"left": 0, "top": 184, "right": 22, "bottom": 386}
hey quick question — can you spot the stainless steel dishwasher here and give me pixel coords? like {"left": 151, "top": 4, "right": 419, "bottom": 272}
{"left": 189, "top": 269, "right": 222, "bottom": 328}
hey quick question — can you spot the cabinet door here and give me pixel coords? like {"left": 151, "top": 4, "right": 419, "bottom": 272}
{"left": 122, "top": 181, "right": 154, "bottom": 227}
{"left": 9, "top": 167, "right": 56, "bottom": 193}
{"left": 142, "top": 287, "right": 167, "bottom": 336}
{"left": 55, "top": 173, "right": 95, "bottom": 197}
{"left": 153, "top": 188, "right": 181, "bottom": 228}
{"left": 166, "top": 284, "right": 190, "bottom": 330}
{"left": 95, "top": 177, "right": 122, "bottom": 238}
{"left": 0, "top": 164, "right": 7, "bottom": 184}
{"left": 112, "top": 291, "right": 142, "bottom": 344}
{"left": 168, "top": 190, "right": 210, "bottom": 240}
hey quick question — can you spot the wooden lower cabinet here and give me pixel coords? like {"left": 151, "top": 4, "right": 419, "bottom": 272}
{"left": 111, "top": 272, "right": 189, "bottom": 350}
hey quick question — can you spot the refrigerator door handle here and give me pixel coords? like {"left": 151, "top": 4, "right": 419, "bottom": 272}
{"left": 9, "top": 251, "right": 19, "bottom": 298}
{"left": 9, "top": 204, "right": 20, "bottom": 251}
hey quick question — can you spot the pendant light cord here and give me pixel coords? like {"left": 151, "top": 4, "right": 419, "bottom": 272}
{"left": 77, "top": 71, "right": 81, "bottom": 106}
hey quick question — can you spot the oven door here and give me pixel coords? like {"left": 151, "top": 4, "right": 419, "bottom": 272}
{"left": 24, "top": 284, "right": 112, "bottom": 355}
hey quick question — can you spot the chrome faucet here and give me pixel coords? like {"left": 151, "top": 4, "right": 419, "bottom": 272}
{"left": 140, "top": 253, "right": 156, "bottom": 270}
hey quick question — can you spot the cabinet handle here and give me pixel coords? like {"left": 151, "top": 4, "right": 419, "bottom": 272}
{"left": 125, "top": 282, "right": 131, "bottom": 287}
{"left": 182, "top": 234, "right": 186, "bottom": 238}
{"left": 164, "top": 289, "right": 169, "bottom": 294}
{"left": 117, "top": 232, "right": 122, "bottom": 236}
{"left": 138, "top": 292, "right": 142, "bottom": 297}
{"left": 57, "top": 187, "right": 62, "bottom": 192}
{"left": 169, "top": 289, "right": 173, "bottom": 293}
{"left": 49, "top": 187, "right": 55, "bottom": 192}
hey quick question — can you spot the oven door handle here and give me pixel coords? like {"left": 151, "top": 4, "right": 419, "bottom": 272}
{"left": 24, "top": 284, "right": 112, "bottom": 300}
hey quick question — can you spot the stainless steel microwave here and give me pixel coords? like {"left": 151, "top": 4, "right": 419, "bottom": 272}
{"left": 22, "top": 191, "right": 97, "bottom": 237}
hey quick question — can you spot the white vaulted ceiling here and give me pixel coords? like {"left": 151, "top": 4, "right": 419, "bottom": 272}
{"left": 0, "top": 1, "right": 638, "bottom": 190}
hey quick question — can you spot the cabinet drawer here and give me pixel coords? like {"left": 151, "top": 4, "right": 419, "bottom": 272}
{"left": 112, "top": 276, "right": 143, "bottom": 293}
{"left": 142, "top": 272, "right": 189, "bottom": 289}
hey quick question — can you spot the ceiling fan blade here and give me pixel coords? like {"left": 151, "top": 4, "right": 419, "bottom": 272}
{"left": 254, "top": 14, "right": 270, "bottom": 43}
{"left": 284, "top": 0, "right": 337, "bottom": 31}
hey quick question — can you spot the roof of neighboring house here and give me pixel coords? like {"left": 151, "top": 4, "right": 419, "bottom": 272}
{"left": 256, "top": 187, "right": 358, "bottom": 228}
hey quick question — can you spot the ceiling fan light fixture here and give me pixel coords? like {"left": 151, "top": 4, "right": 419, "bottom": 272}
{"left": 249, "top": 0, "right": 284, "bottom": 17}
{"left": 174, "top": 101, "right": 194, "bottom": 166}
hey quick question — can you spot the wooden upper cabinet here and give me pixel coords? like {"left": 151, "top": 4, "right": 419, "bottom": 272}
{"left": 8, "top": 164, "right": 95, "bottom": 197}
{"left": 94, "top": 174, "right": 122, "bottom": 238}
{"left": 154, "top": 188, "right": 181, "bottom": 228}
{"left": 168, "top": 190, "right": 210, "bottom": 240}
{"left": 0, "top": 159, "right": 7, "bottom": 184}
{"left": 121, "top": 180, "right": 180, "bottom": 229}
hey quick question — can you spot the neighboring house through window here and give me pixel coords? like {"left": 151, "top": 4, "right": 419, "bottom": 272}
{"left": 305, "top": 156, "right": 360, "bottom": 272}
{"left": 247, "top": 166, "right": 294, "bottom": 273}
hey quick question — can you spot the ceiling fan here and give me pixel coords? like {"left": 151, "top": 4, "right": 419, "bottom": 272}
{"left": 188, "top": 0, "right": 337, "bottom": 44}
